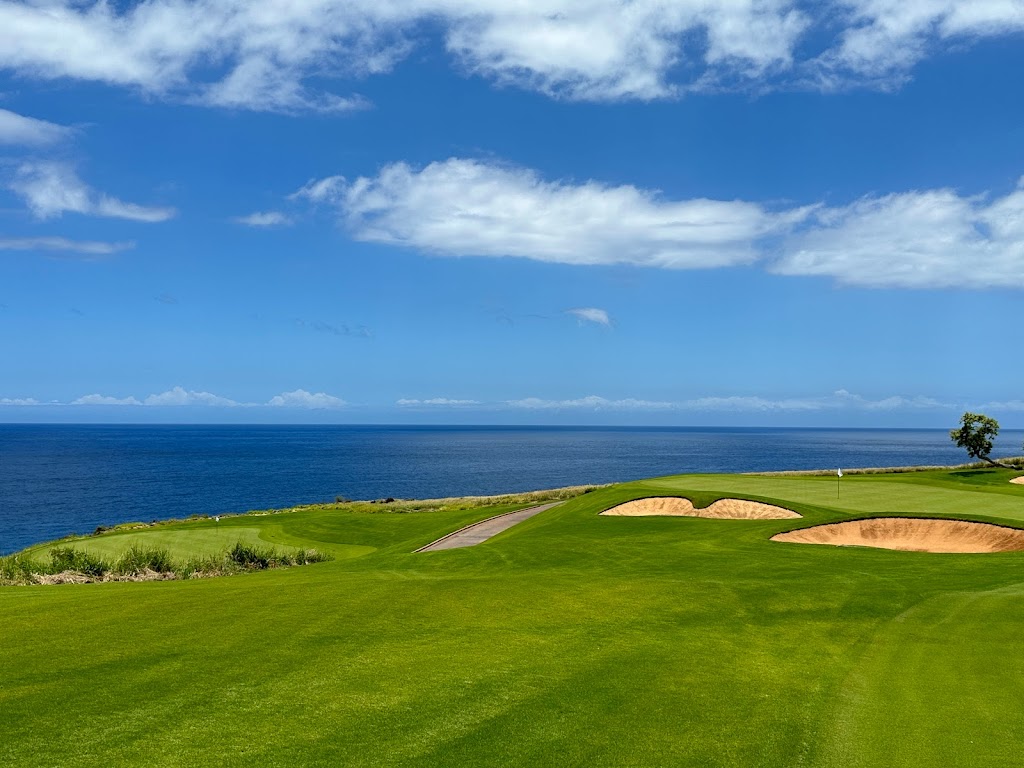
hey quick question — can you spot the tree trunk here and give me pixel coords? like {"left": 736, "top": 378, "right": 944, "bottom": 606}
{"left": 983, "top": 456, "right": 1013, "bottom": 469}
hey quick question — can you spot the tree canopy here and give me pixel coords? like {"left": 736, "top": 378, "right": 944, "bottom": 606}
{"left": 950, "top": 412, "right": 1003, "bottom": 466}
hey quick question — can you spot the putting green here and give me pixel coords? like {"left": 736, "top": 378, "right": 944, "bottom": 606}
{"left": 641, "top": 470, "right": 1024, "bottom": 522}
{"left": 2, "top": 469, "right": 1024, "bottom": 767}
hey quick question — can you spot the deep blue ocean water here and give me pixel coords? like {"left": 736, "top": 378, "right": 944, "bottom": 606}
{"left": 2, "top": 424, "right": 1022, "bottom": 555}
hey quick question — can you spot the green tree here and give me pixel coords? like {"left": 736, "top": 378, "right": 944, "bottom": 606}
{"left": 950, "top": 412, "right": 1007, "bottom": 467}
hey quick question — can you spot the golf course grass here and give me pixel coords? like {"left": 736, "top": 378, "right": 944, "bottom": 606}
{"left": 2, "top": 468, "right": 1024, "bottom": 766}
{"left": 21, "top": 524, "right": 374, "bottom": 563}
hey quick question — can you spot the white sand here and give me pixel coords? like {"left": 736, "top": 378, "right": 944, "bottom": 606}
{"left": 600, "top": 497, "right": 800, "bottom": 520}
{"left": 771, "top": 517, "right": 1024, "bottom": 553}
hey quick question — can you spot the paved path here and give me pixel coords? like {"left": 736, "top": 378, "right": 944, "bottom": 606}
{"left": 414, "top": 503, "right": 560, "bottom": 552}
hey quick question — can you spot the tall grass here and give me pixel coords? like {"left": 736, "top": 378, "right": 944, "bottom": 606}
{"left": 49, "top": 547, "right": 110, "bottom": 577}
{"left": 0, "top": 541, "right": 331, "bottom": 586}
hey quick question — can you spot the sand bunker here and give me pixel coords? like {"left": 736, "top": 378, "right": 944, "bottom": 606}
{"left": 600, "top": 497, "right": 800, "bottom": 520}
{"left": 772, "top": 518, "right": 1024, "bottom": 553}
{"left": 1011, "top": 476, "right": 1024, "bottom": 485}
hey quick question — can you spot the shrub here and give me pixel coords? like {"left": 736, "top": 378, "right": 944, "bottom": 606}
{"left": 115, "top": 545, "right": 175, "bottom": 575}
{"left": 0, "top": 554, "right": 39, "bottom": 584}
{"left": 226, "top": 541, "right": 274, "bottom": 569}
{"left": 1, "top": 539, "right": 331, "bottom": 586}
{"left": 291, "top": 549, "right": 330, "bottom": 565}
{"left": 48, "top": 547, "right": 110, "bottom": 577}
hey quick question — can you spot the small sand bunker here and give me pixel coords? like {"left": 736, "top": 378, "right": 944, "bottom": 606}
{"left": 1011, "top": 476, "right": 1024, "bottom": 485}
{"left": 600, "top": 497, "right": 800, "bottom": 520}
{"left": 772, "top": 518, "right": 1024, "bottom": 553}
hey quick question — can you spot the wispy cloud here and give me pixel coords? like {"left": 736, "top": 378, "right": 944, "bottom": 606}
{"left": 0, "top": 2, "right": 1017, "bottom": 108}
{"left": 300, "top": 158, "right": 1024, "bottom": 289}
{"left": 71, "top": 388, "right": 237, "bottom": 406}
{"left": 679, "top": 390, "right": 952, "bottom": 412}
{"left": 0, "top": 2, "right": 800, "bottom": 109}
{"left": 295, "top": 319, "right": 372, "bottom": 339}
{"left": 0, "top": 387, "right": 985, "bottom": 413}
{"left": 814, "top": 1, "right": 1024, "bottom": 89}
{"left": 327, "top": 158, "right": 807, "bottom": 269}
{"left": 503, "top": 389, "right": 953, "bottom": 412}
{"left": 291, "top": 176, "right": 347, "bottom": 204}
{"left": 775, "top": 180, "right": 1024, "bottom": 289}
{"left": 233, "top": 210, "right": 292, "bottom": 227}
{"left": 0, "top": 108, "right": 70, "bottom": 146}
{"left": 397, "top": 397, "right": 481, "bottom": 406}
{"left": 72, "top": 394, "right": 143, "bottom": 406}
{"left": 143, "top": 387, "right": 238, "bottom": 407}
{"left": 8, "top": 162, "right": 176, "bottom": 222}
{"left": 68, "top": 387, "right": 348, "bottom": 409}
{"left": 0, "top": 236, "right": 134, "bottom": 256}
{"left": 977, "top": 400, "right": 1024, "bottom": 413}
{"left": 566, "top": 307, "right": 611, "bottom": 327}
{"left": 506, "top": 396, "right": 676, "bottom": 410}
{"left": 267, "top": 389, "right": 347, "bottom": 409}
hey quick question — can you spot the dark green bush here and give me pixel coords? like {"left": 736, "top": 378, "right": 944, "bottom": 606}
{"left": 48, "top": 547, "right": 110, "bottom": 577}
{"left": 0, "top": 554, "right": 39, "bottom": 584}
{"left": 115, "top": 545, "right": 175, "bottom": 575}
{"left": 2, "top": 540, "right": 331, "bottom": 586}
{"left": 227, "top": 541, "right": 274, "bottom": 569}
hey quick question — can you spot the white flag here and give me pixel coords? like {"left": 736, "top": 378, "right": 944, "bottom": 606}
{"left": 837, "top": 468, "right": 843, "bottom": 478}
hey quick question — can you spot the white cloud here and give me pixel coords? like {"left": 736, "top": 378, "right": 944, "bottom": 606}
{"left": 8, "top": 163, "right": 176, "bottom": 222}
{"left": 397, "top": 397, "right": 481, "bottom": 406}
{"left": 0, "top": 0, "right": 383, "bottom": 113}
{"left": 0, "top": 397, "right": 41, "bottom": 406}
{"left": 774, "top": 181, "right": 1024, "bottom": 288}
{"left": 503, "top": 389, "right": 952, "bottom": 412}
{"left": 143, "top": 387, "right": 238, "bottom": 406}
{"left": 679, "top": 395, "right": 824, "bottom": 412}
{"left": 72, "top": 388, "right": 237, "bottom": 406}
{"left": 506, "top": 395, "right": 676, "bottom": 410}
{"left": 65, "top": 387, "right": 351, "bottom": 408}
{"left": 267, "top": 389, "right": 347, "bottom": 409}
{"left": 233, "top": 210, "right": 292, "bottom": 227}
{"left": 818, "top": 0, "right": 1024, "bottom": 86}
{"left": 445, "top": 1, "right": 808, "bottom": 101}
{"left": 567, "top": 307, "right": 611, "bottom": 326}
{"left": 0, "top": 1, "right": 807, "bottom": 109}
{"left": 300, "top": 159, "right": 1024, "bottom": 289}
{"left": 291, "top": 176, "right": 348, "bottom": 205}
{"left": 978, "top": 399, "right": 1024, "bottom": 413}
{"left": 72, "top": 394, "right": 143, "bottom": 406}
{"left": 330, "top": 158, "right": 806, "bottom": 269}
{"left": 0, "top": 108, "right": 70, "bottom": 145}
{"left": 679, "top": 389, "right": 952, "bottom": 411}
{"left": 3, "top": 1, "right": 1018, "bottom": 108}
{"left": 0, "top": 236, "right": 134, "bottom": 255}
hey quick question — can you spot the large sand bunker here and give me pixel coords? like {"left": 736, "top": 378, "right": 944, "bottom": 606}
{"left": 1011, "top": 476, "right": 1024, "bottom": 485}
{"left": 772, "top": 518, "right": 1024, "bottom": 553}
{"left": 601, "top": 497, "right": 800, "bottom": 520}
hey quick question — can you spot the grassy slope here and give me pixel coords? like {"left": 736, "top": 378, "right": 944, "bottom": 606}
{"left": 23, "top": 525, "right": 307, "bottom": 562}
{"left": 1, "top": 470, "right": 1023, "bottom": 767}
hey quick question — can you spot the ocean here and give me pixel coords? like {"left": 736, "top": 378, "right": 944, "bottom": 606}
{"left": 2, "top": 424, "right": 1021, "bottom": 555}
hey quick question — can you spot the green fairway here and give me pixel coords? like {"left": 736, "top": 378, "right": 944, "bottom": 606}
{"left": 2, "top": 469, "right": 1024, "bottom": 767}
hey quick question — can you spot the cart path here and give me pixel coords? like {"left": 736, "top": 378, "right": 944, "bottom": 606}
{"left": 414, "top": 503, "right": 561, "bottom": 552}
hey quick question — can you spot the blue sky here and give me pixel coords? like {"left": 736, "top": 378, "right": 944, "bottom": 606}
{"left": 1, "top": 1, "right": 1022, "bottom": 427}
